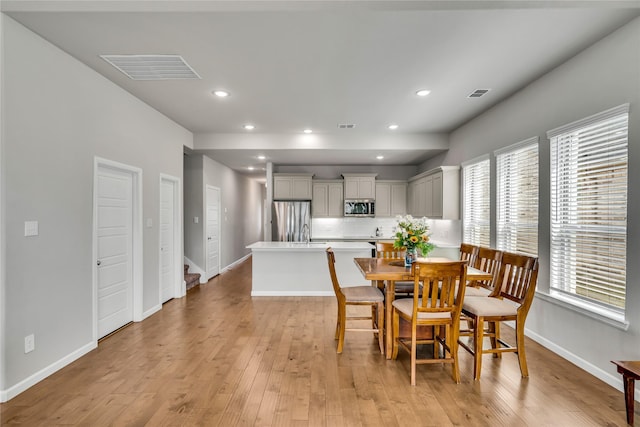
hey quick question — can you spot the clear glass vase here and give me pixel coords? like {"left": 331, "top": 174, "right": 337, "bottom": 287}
{"left": 404, "top": 247, "right": 418, "bottom": 267}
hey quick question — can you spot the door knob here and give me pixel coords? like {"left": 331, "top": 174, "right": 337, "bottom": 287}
{"left": 97, "top": 260, "right": 101, "bottom": 266}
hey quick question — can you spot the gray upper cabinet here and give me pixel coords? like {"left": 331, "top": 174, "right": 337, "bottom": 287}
{"left": 312, "top": 180, "right": 344, "bottom": 217}
{"left": 376, "top": 181, "right": 407, "bottom": 217}
{"left": 407, "top": 167, "right": 459, "bottom": 219}
{"left": 342, "top": 173, "right": 377, "bottom": 199}
{"left": 273, "top": 173, "right": 313, "bottom": 200}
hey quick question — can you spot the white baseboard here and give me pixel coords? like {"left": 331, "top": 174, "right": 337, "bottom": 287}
{"left": 251, "top": 291, "right": 334, "bottom": 297}
{"left": 525, "top": 326, "right": 639, "bottom": 402}
{"left": 0, "top": 341, "right": 97, "bottom": 402}
{"left": 221, "top": 253, "right": 251, "bottom": 274}
{"left": 142, "top": 303, "right": 162, "bottom": 319}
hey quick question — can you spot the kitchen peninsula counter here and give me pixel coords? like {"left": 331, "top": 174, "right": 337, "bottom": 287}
{"left": 247, "top": 241, "right": 374, "bottom": 296}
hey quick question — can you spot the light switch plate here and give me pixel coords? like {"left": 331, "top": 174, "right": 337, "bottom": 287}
{"left": 193, "top": 217, "right": 199, "bottom": 224}
{"left": 24, "top": 221, "right": 39, "bottom": 237}
{"left": 146, "top": 218, "right": 153, "bottom": 228}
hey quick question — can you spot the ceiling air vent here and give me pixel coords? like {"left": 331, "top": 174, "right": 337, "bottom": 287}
{"left": 337, "top": 124, "right": 356, "bottom": 129}
{"left": 468, "top": 89, "right": 490, "bottom": 98}
{"left": 100, "top": 54, "right": 201, "bottom": 80}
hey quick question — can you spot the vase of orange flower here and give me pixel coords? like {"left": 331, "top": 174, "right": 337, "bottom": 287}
{"left": 393, "top": 215, "right": 435, "bottom": 267}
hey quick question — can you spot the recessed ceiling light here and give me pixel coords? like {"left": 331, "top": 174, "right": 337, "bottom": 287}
{"left": 388, "top": 124, "right": 399, "bottom": 130}
{"left": 376, "top": 155, "right": 384, "bottom": 160}
{"left": 213, "top": 90, "right": 229, "bottom": 98}
{"left": 416, "top": 89, "right": 431, "bottom": 97}
{"left": 248, "top": 166, "right": 255, "bottom": 171}
{"left": 257, "top": 155, "right": 266, "bottom": 160}
{"left": 244, "top": 124, "right": 255, "bottom": 130}
{"left": 303, "top": 129, "right": 313, "bottom": 134}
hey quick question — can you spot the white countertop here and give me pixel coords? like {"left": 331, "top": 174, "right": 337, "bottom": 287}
{"left": 310, "top": 236, "right": 460, "bottom": 249}
{"left": 247, "top": 241, "right": 374, "bottom": 251}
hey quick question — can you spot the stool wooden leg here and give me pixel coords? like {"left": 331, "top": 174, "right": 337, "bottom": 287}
{"left": 623, "top": 374, "right": 635, "bottom": 425}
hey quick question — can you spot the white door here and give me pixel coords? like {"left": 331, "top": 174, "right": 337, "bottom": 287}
{"left": 160, "top": 178, "right": 176, "bottom": 303}
{"left": 96, "top": 167, "right": 133, "bottom": 338}
{"left": 206, "top": 186, "right": 220, "bottom": 279}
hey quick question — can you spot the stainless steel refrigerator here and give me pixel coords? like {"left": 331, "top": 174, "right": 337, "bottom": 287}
{"left": 272, "top": 201, "right": 311, "bottom": 242}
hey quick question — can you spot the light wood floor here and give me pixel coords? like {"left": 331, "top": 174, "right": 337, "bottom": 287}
{"left": 1, "top": 257, "right": 630, "bottom": 426}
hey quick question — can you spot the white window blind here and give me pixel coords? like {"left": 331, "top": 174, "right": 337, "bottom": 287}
{"left": 549, "top": 104, "right": 628, "bottom": 311}
{"left": 462, "top": 157, "right": 490, "bottom": 247}
{"left": 496, "top": 138, "right": 539, "bottom": 257}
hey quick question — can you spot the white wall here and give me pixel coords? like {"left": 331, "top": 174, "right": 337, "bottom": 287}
{"left": 1, "top": 16, "right": 192, "bottom": 400}
{"left": 425, "top": 17, "right": 640, "bottom": 389}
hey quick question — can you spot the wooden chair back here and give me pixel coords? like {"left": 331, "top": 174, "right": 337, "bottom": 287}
{"left": 414, "top": 261, "right": 467, "bottom": 318}
{"left": 471, "top": 247, "right": 503, "bottom": 290}
{"left": 326, "top": 248, "right": 345, "bottom": 301}
{"left": 375, "top": 242, "right": 405, "bottom": 259}
{"left": 459, "top": 243, "right": 479, "bottom": 266}
{"left": 492, "top": 252, "right": 539, "bottom": 310}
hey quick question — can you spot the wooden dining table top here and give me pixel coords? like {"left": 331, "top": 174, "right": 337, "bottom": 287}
{"left": 353, "top": 257, "right": 493, "bottom": 282}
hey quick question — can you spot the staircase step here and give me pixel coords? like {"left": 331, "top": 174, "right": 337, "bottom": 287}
{"left": 185, "top": 272, "right": 201, "bottom": 291}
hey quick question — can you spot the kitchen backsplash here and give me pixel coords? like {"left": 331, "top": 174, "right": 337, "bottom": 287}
{"left": 311, "top": 217, "right": 461, "bottom": 246}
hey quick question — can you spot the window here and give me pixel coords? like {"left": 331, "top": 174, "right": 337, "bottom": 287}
{"left": 495, "top": 138, "right": 539, "bottom": 257}
{"left": 548, "top": 104, "right": 628, "bottom": 312}
{"left": 462, "top": 156, "right": 490, "bottom": 247}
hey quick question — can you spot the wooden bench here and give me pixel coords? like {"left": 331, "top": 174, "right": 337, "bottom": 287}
{"left": 612, "top": 360, "right": 640, "bottom": 425}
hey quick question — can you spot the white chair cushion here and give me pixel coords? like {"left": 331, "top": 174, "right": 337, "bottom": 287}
{"left": 342, "top": 286, "right": 384, "bottom": 302}
{"left": 392, "top": 298, "right": 451, "bottom": 320}
{"left": 463, "top": 296, "right": 518, "bottom": 317}
{"left": 465, "top": 286, "right": 492, "bottom": 297}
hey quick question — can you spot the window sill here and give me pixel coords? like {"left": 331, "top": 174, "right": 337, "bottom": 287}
{"left": 535, "top": 290, "right": 629, "bottom": 331}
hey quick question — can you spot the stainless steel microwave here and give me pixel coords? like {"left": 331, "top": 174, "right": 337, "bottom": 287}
{"left": 344, "top": 199, "right": 375, "bottom": 217}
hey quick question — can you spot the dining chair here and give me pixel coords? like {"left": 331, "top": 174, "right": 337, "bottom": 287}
{"left": 458, "top": 252, "right": 539, "bottom": 380}
{"left": 326, "top": 248, "right": 385, "bottom": 354}
{"left": 459, "top": 243, "right": 479, "bottom": 267}
{"left": 466, "top": 247, "right": 503, "bottom": 297}
{"left": 391, "top": 261, "right": 468, "bottom": 385}
{"left": 375, "top": 242, "right": 414, "bottom": 295}
{"left": 459, "top": 246, "right": 503, "bottom": 334}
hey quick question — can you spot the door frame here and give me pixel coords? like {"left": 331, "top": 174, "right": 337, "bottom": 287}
{"left": 92, "top": 157, "right": 143, "bottom": 343}
{"left": 159, "top": 174, "right": 184, "bottom": 302}
{"left": 205, "top": 185, "right": 221, "bottom": 279}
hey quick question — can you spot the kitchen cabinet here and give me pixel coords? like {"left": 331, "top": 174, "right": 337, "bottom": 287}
{"left": 312, "top": 180, "right": 344, "bottom": 217}
{"left": 273, "top": 173, "right": 313, "bottom": 200}
{"left": 375, "top": 181, "right": 407, "bottom": 217}
{"left": 407, "top": 166, "right": 459, "bottom": 219}
{"left": 342, "top": 173, "right": 377, "bottom": 199}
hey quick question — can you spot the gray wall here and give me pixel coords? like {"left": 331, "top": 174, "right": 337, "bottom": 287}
{"left": 1, "top": 16, "right": 192, "bottom": 395}
{"left": 183, "top": 154, "right": 264, "bottom": 273}
{"left": 183, "top": 154, "right": 205, "bottom": 268}
{"left": 203, "top": 155, "right": 264, "bottom": 268}
{"left": 426, "top": 17, "right": 640, "bottom": 384}
{"left": 274, "top": 164, "right": 418, "bottom": 180}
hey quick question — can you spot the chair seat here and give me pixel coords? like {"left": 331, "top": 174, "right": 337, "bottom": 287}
{"left": 463, "top": 295, "right": 518, "bottom": 317}
{"left": 342, "top": 285, "right": 384, "bottom": 302}
{"left": 392, "top": 298, "right": 452, "bottom": 320}
{"left": 465, "top": 286, "right": 492, "bottom": 297}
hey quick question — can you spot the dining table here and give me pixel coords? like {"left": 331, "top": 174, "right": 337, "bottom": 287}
{"left": 353, "top": 257, "right": 494, "bottom": 359}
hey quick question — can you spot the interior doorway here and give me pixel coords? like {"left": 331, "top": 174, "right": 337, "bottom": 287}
{"left": 94, "top": 158, "right": 142, "bottom": 340}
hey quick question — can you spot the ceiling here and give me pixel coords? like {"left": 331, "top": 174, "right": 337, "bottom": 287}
{"left": 3, "top": 1, "right": 640, "bottom": 179}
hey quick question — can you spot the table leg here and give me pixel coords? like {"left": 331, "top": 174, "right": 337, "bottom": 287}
{"left": 385, "top": 280, "right": 395, "bottom": 359}
{"left": 623, "top": 374, "right": 635, "bottom": 425}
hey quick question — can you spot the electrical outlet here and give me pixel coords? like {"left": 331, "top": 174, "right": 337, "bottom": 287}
{"left": 24, "top": 334, "right": 35, "bottom": 353}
